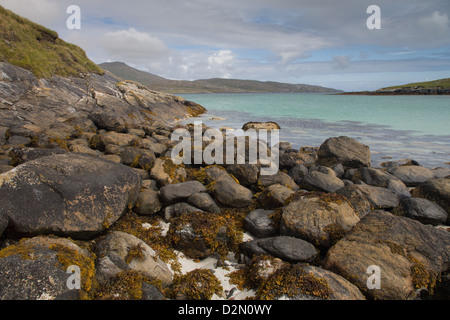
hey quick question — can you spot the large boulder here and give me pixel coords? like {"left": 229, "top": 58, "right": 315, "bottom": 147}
{"left": 213, "top": 179, "right": 253, "bottom": 208}
{"left": 411, "top": 178, "right": 450, "bottom": 215}
{"left": 280, "top": 194, "right": 360, "bottom": 248}
{"left": 94, "top": 231, "right": 173, "bottom": 287}
{"left": 324, "top": 210, "right": 450, "bottom": 300}
{"left": 317, "top": 136, "right": 371, "bottom": 168}
{"left": 0, "top": 236, "right": 96, "bottom": 300}
{"left": 0, "top": 153, "right": 141, "bottom": 239}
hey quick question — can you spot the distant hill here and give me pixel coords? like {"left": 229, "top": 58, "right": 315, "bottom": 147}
{"left": 341, "top": 78, "right": 450, "bottom": 95}
{"left": 99, "top": 61, "right": 342, "bottom": 94}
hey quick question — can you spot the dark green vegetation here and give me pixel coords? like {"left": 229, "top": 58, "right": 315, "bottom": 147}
{"left": 0, "top": 5, "right": 103, "bottom": 78}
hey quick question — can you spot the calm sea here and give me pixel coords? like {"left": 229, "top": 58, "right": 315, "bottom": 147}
{"left": 178, "top": 93, "right": 450, "bottom": 169}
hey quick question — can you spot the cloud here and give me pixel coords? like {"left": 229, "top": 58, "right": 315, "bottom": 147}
{"left": 100, "top": 28, "right": 169, "bottom": 63}
{"left": 332, "top": 56, "right": 351, "bottom": 69}
{"left": 418, "top": 11, "right": 449, "bottom": 36}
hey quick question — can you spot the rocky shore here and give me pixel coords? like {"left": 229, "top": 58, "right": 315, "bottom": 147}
{"left": 1, "top": 63, "right": 449, "bottom": 301}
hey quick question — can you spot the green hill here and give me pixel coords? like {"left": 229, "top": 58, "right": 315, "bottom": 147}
{"left": 0, "top": 5, "right": 103, "bottom": 78}
{"left": 380, "top": 78, "right": 450, "bottom": 90}
{"left": 100, "top": 61, "right": 342, "bottom": 94}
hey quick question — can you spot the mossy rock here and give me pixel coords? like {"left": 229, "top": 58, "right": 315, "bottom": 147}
{"left": 0, "top": 236, "right": 96, "bottom": 300}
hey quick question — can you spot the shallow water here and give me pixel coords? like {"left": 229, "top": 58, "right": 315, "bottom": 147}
{"left": 178, "top": 93, "right": 450, "bottom": 168}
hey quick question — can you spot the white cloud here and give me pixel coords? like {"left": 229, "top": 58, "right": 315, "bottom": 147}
{"left": 418, "top": 11, "right": 449, "bottom": 35}
{"left": 100, "top": 28, "right": 169, "bottom": 63}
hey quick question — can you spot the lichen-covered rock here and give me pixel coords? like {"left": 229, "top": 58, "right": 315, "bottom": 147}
{"left": 133, "top": 189, "right": 162, "bottom": 216}
{"left": 149, "top": 157, "right": 186, "bottom": 186}
{"left": 0, "top": 236, "right": 96, "bottom": 300}
{"left": 280, "top": 194, "right": 360, "bottom": 247}
{"left": 256, "top": 184, "right": 294, "bottom": 209}
{"left": 324, "top": 210, "right": 450, "bottom": 300}
{"left": 94, "top": 231, "right": 173, "bottom": 287}
{"left": 0, "top": 153, "right": 141, "bottom": 239}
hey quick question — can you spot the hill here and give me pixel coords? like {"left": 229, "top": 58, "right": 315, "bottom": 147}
{"left": 0, "top": 5, "right": 103, "bottom": 78}
{"left": 99, "top": 61, "right": 342, "bottom": 94}
{"left": 341, "top": 78, "right": 450, "bottom": 95}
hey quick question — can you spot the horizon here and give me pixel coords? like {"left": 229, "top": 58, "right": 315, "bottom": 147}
{"left": 1, "top": 0, "right": 449, "bottom": 91}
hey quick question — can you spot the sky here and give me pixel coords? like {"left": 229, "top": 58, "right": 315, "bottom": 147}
{"left": 1, "top": 0, "right": 450, "bottom": 91}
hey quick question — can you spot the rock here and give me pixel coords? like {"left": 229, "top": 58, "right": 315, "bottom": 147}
{"left": 94, "top": 231, "right": 173, "bottom": 287}
{"left": 187, "top": 192, "right": 221, "bottom": 214}
{"left": 149, "top": 157, "right": 186, "bottom": 186}
{"left": 8, "top": 147, "right": 67, "bottom": 166}
{"left": 279, "top": 151, "right": 316, "bottom": 170}
{"left": 389, "top": 166, "right": 435, "bottom": 187}
{"left": 6, "top": 135, "right": 31, "bottom": 146}
{"left": 168, "top": 212, "right": 232, "bottom": 259}
{"left": 244, "top": 209, "right": 277, "bottom": 238}
{"left": 399, "top": 197, "right": 448, "bottom": 226}
{"left": 353, "top": 167, "right": 411, "bottom": 198}
{"left": 301, "top": 265, "right": 366, "bottom": 300}
{"left": 411, "top": 178, "right": 450, "bottom": 215}
{"left": 225, "top": 164, "right": 259, "bottom": 187}
{"left": 288, "top": 164, "right": 309, "bottom": 184}
{"left": 280, "top": 194, "right": 360, "bottom": 248}
{"left": 88, "top": 112, "right": 127, "bottom": 133}
{"left": 324, "top": 210, "right": 450, "bottom": 300}
{"left": 242, "top": 121, "right": 280, "bottom": 131}
{"left": 69, "top": 144, "right": 103, "bottom": 157}
{"left": 256, "top": 184, "right": 294, "bottom": 209}
{"left": 432, "top": 167, "right": 450, "bottom": 179}
{"left": 317, "top": 136, "right": 371, "bottom": 168}
{"left": 164, "top": 202, "right": 204, "bottom": 221}
{"left": 301, "top": 170, "right": 345, "bottom": 193}
{"left": 133, "top": 189, "right": 162, "bottom": 215}
{"left": 0, "top": 236, "right": 95, "bottom": 300}
{"left": 159, "top": 180, "right": 207, "bottom": 205}
{"left": 213, "top": 179, "right": 253, "bottom": 208}
{"left": 336, "top": 184, "right": 400, "bottom": 215}
{"left": 257, "top": 170, "right": 299, "bottom": 191}
{"left": 241, "top": 236, "right": 319, "bottom": 263}
{"left": 92, "top": 131, "right": 137, "bottom": 150}
{"left": 138, "top": 139, "right": 167, "bottom": 156}
{"left": 0, "top": 153, "right": 141, "bottom": 239}
{"left": 0, "top": 213, "right": 8, "bottom": 238}
{"left": 119, "top": 147, "right": 156, "bottom": 169}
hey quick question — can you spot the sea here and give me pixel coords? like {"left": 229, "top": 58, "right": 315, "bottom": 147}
{"left": 177, "top": 93, "right": 450, "bottom": 169}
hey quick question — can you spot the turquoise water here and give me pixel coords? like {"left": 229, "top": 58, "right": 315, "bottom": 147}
{"left": 178, "top": 93, "right": 450, "bottom": 168}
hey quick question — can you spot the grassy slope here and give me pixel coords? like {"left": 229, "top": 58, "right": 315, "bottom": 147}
{"left": 0, "top": 5, "right": 103, "bottom": 78}
{"left": 380, "top": 78, "right": 450, "bottom": 90}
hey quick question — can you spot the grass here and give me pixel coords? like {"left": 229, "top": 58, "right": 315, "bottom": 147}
{"left": 0, "top": 5, "right": 103, "bottom": 78}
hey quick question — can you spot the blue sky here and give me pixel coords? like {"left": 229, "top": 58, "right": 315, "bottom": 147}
{"left": 1, "top": 0, "right": 449, "bottom": 91}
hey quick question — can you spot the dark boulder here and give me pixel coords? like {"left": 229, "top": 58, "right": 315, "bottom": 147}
{"left": 0, "top": 153, "right": 141, "bottom": 239}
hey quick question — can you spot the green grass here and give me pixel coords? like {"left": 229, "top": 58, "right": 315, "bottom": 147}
{"left": 0, "top": 5, "right": 103, "bottom": 78}
{"left": 381, "top": 78, "right": 450, "bottom": 90}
